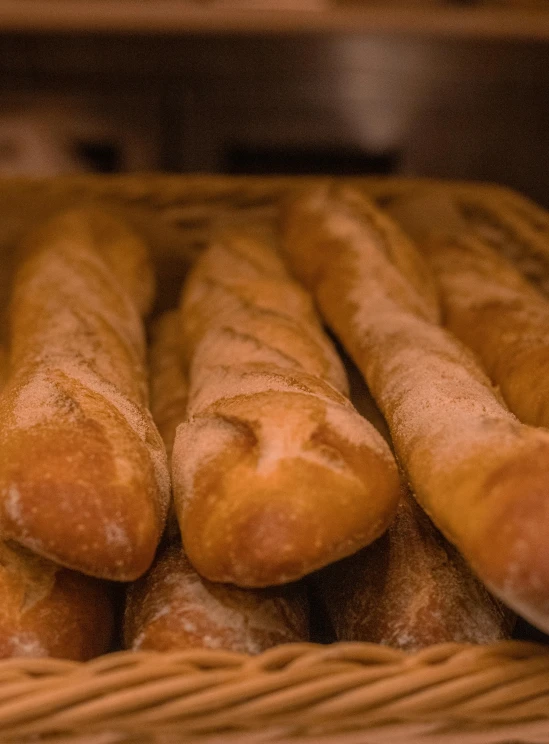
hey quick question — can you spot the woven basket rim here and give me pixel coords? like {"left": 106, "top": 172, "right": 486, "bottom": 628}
{"left": 1, "top": 640, "right": 549, "bottom": 742}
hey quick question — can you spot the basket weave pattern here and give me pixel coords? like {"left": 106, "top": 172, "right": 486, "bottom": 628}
{"left": 1, "top": 175, "right": 549, "bottom": 743}
{"left": 1, "top": 642, "right": 549, "bottom": 742}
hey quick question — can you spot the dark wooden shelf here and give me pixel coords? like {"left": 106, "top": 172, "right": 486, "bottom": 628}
{"left": 1, "top": 2, "right": 549, "bottom": 40}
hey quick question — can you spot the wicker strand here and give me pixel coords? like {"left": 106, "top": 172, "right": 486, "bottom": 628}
{"left": 0, "top": 642, "right": 547, "bottom": 741}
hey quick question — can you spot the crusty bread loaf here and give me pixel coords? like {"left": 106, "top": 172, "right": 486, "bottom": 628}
{"left": 0, "top": 541, "right": 114, "bottom": 660}
{"left": 0, "top": 208, "right": 170, "bottom": 581}
{"left": 171, "top": 228, "right": 401, "bottom": 587}
{"left": 316, "top": 363, "right": 514, "bottom": 650}
{"left": 444, "top": 186, "right": 549, "bottom": 299}
{"left": 318, "top": 478, "right": 516, "bottom": 650}
{"left": 317, "top": 496, "right": 514, "bottom": 650}
{"left": 125, "top": 543, "right": 309, "bottom": 654}
{"left": 386, "top": 191, "right": 549, "bottom": 430}
{"left": 124, "top": 311, "right": 309, "bottom": 653}
{"left": 0, "top": 344, "right": 114, "bottom": 661}
{"left": 282, "top": 183, "right": 549, "bottom": 632}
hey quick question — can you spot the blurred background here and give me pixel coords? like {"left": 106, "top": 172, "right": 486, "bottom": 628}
{"left": 0, "top": 1, "right": 548, "bottom": 203}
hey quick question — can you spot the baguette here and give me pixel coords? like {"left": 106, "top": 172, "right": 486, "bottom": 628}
{"left": 318, "top": 496, "right": 514, "bottom": 649}
{"left": 125, "top": 543, "right": 309, "bottom": 654}
{"left": 124, "top": 312, "right": 309, "bottom": 653}
{"left": 316, "top": 364, "right": 514, "bottom": 649}
{"left": 386, "top": 191, "right": 549, "bottom": 429}
{"left": 172, "top": 228, "right": 401, "bottom": 587}
{"left": 0, "top": 345, "right": 114, "bottom": 661}
{"left": 282, "top": 183, "right": 549, "bottom": 632}
{"left": 0, "top": 208, "right": 170, "bottom": 581}
{"left": 0, "top": 541, "right": 114, "bottom": 660}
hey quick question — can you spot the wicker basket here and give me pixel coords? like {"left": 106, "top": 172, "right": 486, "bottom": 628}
{"left": 1, "top": 174, "right": 549, "bottom": 744}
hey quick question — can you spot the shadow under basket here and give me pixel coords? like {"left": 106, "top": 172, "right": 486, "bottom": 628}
{"left": 1, "top": 173, "right": 549, "bottom": 744}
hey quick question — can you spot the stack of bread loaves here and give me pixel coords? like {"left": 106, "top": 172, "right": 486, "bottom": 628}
{"left": 0, "top": 207, "right": 169, "bottom": 659}
{"left": 1, "top": 181, "right": 549, "bottom": 660}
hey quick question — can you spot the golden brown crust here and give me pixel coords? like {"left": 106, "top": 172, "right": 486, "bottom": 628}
{"left": 172, "top": 229, "right": 401, "bottom": 587}
{"left": 282, "top": 183, "right": 549, "bottom": 633}
{"left": 0, "top": 209, "right": 170, "bottom": 580}
{"left": 0, "top": 342, "right": 114, "bottom": 661}
{"left": 317, "top": 494, "right": 514, "bottom": 650}
{"left": 386, "top": 191, "right": 549, "bottom": 430}
{"left": 316, "top": 362, "right": 515, "bottom": 650}
{"left": 124, "top": 543, "right": 308, "bottom": 654}
{"left": 0, "top": 541, "right": 114, "bottom": 661}
{"left": 280, "top": 184, "right": 441, "bottom": 327}
{"left": 127, "top": 310, "right": 309, "bottom": 653}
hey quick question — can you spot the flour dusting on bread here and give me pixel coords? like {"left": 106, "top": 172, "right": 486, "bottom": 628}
{"left": 0, "top": 208, "right": 169, "bottom": 580}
